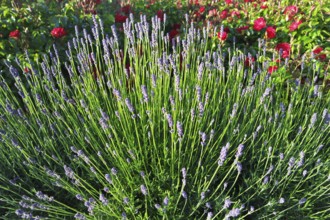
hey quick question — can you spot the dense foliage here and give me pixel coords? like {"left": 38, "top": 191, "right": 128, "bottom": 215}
{"left": 0, "top": 0, "right": 329, "bottom": 219}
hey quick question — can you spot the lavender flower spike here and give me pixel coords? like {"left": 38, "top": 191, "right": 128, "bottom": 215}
{"left": 299, "top": 198, "right": 307, "bottom": 205}
{"left": 181, "top": 167, "right": 187, "bottom": 179}
{"left": 223, "top": 198, "right": 232, "bottom": 209}
{"left": 177, "top": 121, "right": 183, "bottom": 138}
{"left": 125, "top": 98, "right": 135, "bottom": 113}
{"left": 236, "top": 162, "right": 243, "bottom": 173}
{"left": 218, "top": 143, "right": 230, "bottom": 166}
{"left": 227, "top": 208, "right": 241, "bottom": 219}
{"left": 163, "top": 196, "right": 169, "bottom": 206}
{"left": 99, "top": 193, "right": 108, "bottom": 206}
{"left": 140, "top": 185, "right": 148, "bottom": 196}
{"left": 207, "top": 212, "right": 213, "bottom": 220}
{"left": 141, "top": 85, "right": 149, "bottom": 103}
{"left": 182, "top": 191, "right": 188, "bottom": 199}
{"left": 166, "top": 113, "right": 173, "bottom": 129}
{"left": 235, "top": 144, "right": 244, "bottom": 159}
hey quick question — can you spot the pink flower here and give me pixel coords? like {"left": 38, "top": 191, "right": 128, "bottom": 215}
{"left": 225, "top": 0, "right": 233, "bottom": 4}
{"left": 284, "top": 5, "right": 298, "bottom": 19}
{"left": 9, "top": 30, "right": 20, "bottom": 39}
{"left": 289, "top": 20, "right": 302, "bottom": 32}
{"left": 51, "top": 27, "right": 67, "bottom": 38}
{"left": 253, "top": 17, "right": 266, "bottom": 31}
{"left": 217, "top": 31, "right": 228, "bottom": 41}
{"left": 275, "top": 43, "right": 291, "bottom": 58}
{"left": 268, "top": 66, "right": 278, "bottom": 74}
{"left": 313, "top": 47, "right": 323, "bottom": 54}
{"left": 199, "top": 6, "right": 205, "bottom": 13}
{"left": 266, "top": 26, "right": 276, "bottom": 39}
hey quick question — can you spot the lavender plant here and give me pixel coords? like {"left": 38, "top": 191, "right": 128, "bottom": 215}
{"left": 0, "top": 14, "right": 329, "bottom": 219}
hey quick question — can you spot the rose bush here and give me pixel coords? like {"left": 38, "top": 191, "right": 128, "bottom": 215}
{"left": 0, "top": 0, "right": 114, "bottom": 80}
{"left": 0, "top": 0, "right": 329, "bottom": 89}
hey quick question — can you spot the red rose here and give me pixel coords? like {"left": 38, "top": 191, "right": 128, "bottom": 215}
{"left": 157, "top": 10, "right": 164, "bottom": 22}
{"left": 266, "top": 26, "right": 276, "bottom": 39}
{"left": 220, "top": 10, "right": 228, "bottom": 19}
{"left": 115, "top": 13, "right": 128, "bottom": 23}
{"left": 217, "top": 31, "right": 228, "bottom": 41}
{"left": 51, "top": 27, "right": 67, "bottom": 38}
{"left": 268, "top": 66, "right": 278, "bottom": 74}
{"left": 289, "top": 20, "right": 302, "bottom": 32}
{"left": 275, "top": 43, "right": 291, "bottom": 58}
{"left": 225, "top": 0, "right": 233, "bottom": 4}
{"left": 9, "top": 30, "right": 20, "bottom": 39}
{"left": 199, "top": 6, "right": 205, "bottom": 13}
{"left": 312, "top": 47, "right": 326, "bottom": 60}
{"left": 260, "top": 4, "right": 268, "bottom": 9}
{"left": 169, "top": 29, "right": 179, "bottom": 41}
{"left": 316, "top": 54, "right": 327, "bottom": 61}
{"left": 194, "top": 11, "right": 201, "bottom": 18}
{"left": 284, "top": 5, "right": 298, "bottom": 19}
{"left": 244, "top": 57, "right": 255, "bottom": 67}
{"left": 253, "top": 17, "right": 266, "bottom": 31}
{"left": 121, "top": 5, "right": 132, "bottom": 14}
{"left": 236, "top": 26, "right": 249, "bottom": 34}
{"left": 313, "top": 47, "right": 323, "bottom": 54}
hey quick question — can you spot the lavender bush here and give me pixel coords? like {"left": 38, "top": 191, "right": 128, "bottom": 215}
{"left": 0, "top": 14, "right": 329, "bottom": 219}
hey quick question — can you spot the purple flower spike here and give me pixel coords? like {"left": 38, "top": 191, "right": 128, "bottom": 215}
{"left": 140, "top": 185, "right": 148, "bottom": 196}
{"left": 182, "top": 191, "right": 187, "bottom": 199}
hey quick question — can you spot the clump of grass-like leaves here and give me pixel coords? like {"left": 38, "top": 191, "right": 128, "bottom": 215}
{"left": 0, "top": 15, "right": 329, "bottom": 219}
